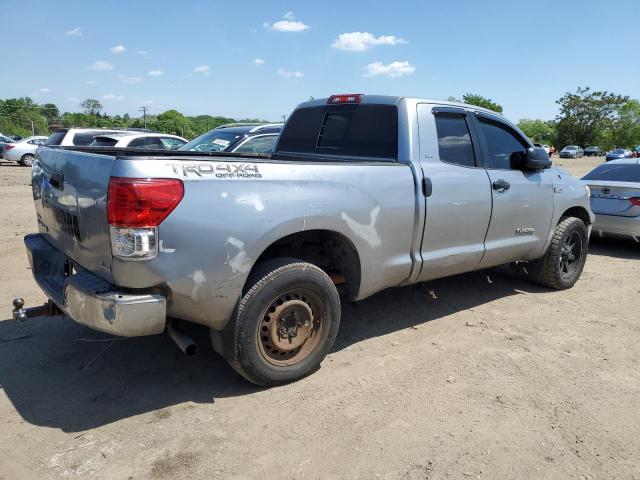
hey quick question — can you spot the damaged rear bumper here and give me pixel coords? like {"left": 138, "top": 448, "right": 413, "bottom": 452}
{"left": 25, "top": 233, "right": 166, "bottom": 337}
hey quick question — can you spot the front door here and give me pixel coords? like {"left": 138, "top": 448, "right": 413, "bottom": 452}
{"left": 416, "top": 104, "right": 492, "bottom": 281}
{"left": 472, "top": 113, "right": 554, "bottom": 267}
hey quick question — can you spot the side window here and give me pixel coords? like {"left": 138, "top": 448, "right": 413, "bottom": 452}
{"left": 129, "top": 137, "right": 163, "bottom": 149}
{"left": 434, "top": 113, "right": 477, "bottom": 168}
{"left": 233, "top": 135, "right": 277, "bottom": 153}
{"left": 478, "top": 118, "right": 528, "bottom": 170}
{"left": 73, "top": 132, "right": 104, "bottom": 146}
{"left": 159, "top": 137, "right": 186, "bottom": 150}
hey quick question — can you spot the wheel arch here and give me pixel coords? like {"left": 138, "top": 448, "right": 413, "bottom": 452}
{"left": 559, "top": 206, "right": 592, "bottom": 226}
{"left": 246, "top": 229, "right": 362, "bottom": 301}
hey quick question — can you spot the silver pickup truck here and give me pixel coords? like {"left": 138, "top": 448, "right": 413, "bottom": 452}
{"left": 17, "top": 94, "right": 594, "bottom": 386}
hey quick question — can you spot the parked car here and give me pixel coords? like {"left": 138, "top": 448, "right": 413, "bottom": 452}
{"left": 584, "top": 146, "right": 603, "bottom": 157}
{"left": 534, "top": 143, "right": 551, "bottom": 156}
{"left": 45, "top": 128, "right": 154, "bottom": 147}
{"left": 2, "top": 136, "right": 48, "bottom": 166}
{"left": 179, "top": 123, "right": 283, "bottom": 154}
{"left": 15, "top": 94, "right": 593, "bottom": 386}
{"left": 559, "top": 145, "right": 584, "bottom": 158}
{"left": 605, "top": 149, "right": 633, "bottom": 162}
{"left": 89, "top": 133, "right": 187, "bottom": 150}
{"left": 0, "top": 134, "right": 14, "bottom": 159}
{"left": 582, "top": 158, "right": 640, "bottom": 241}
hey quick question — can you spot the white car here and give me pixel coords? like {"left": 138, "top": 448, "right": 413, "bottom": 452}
{"left": 534, "top": 143, "right": 551, "bottom": 155}
{"left": 2, "top": 136, "right": 48, "bottom": 166}
{"left": 89, "top": 132, "right": 187, "bottom": 150}
{"left": 45, "top": 128, "right": 154, "bottom": 147}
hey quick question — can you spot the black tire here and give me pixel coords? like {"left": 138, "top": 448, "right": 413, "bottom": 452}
{"left": 527, "top": 217, "right": 588, "bottom": 290}
{"left": 219, "top": 258, "right": 341, "bottom": 386}
{"left": 20, "top": 154, "right": 34, "bottom": 167}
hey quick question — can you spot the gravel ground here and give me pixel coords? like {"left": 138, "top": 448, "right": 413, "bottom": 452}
{"left": 0, "top": 156, "right": 639, "bottom": 480}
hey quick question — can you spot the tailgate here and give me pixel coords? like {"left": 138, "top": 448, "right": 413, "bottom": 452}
{"left": 32, "top": 148, "right": 115, "bottom": 282}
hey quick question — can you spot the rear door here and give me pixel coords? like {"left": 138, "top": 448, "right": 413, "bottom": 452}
{"left": 33, "top": 148, "right": 116, "bottom": 282}
{"left": 472, "top": 113, "right": 554, "bottom": 266}
{"left": 416, "top": 104, "right": 492, "bottom": 281}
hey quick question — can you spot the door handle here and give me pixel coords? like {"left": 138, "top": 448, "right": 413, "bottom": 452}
{"left": 492, "top": 179, "right": 510, "bottom": 192}
{"left": 422, "top": 177, "right": 432, "bottom": 197}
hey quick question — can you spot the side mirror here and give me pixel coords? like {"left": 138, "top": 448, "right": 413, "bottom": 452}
{"left": 524, "top": 147, "right": 552, "bottom": 170}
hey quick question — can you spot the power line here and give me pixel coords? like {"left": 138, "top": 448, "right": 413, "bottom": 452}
{"left": 138, "top": 106, "right": 149, "bottom": 129}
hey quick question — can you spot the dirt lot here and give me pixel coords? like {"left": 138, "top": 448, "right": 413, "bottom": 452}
{"left": 1, "top": 156, "right": 639, "bottom": 479}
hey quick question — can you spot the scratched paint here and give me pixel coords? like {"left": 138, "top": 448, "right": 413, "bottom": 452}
{"left": 341, "top": 206, "right": 382, "bottom": 248}
{"left": 235, "top": 193, "right": 264, "bottom": 212}
{"left": 159, "top": 240, "right": 175, "bottom": 253}
{"left": 226, "top": 237, "right": 252, "bottom": 273}
{"left": 187, "top": 270, "right": 207, "bottom": 300}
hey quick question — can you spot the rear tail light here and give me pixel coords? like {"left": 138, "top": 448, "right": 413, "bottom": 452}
{"left": 327, "top": 94, "right": 363, "bottom": 104}
{"left": 4, "top": 145, "right": 15, "bottom": 150}
{"left": 107, "top": 177, "right": 184, "bottom": 260}
{"left": 630, "top": 197, "right": 640, "bottom": 206}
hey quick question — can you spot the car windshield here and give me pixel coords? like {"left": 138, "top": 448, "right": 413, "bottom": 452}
{"left": 582, "top": 163, "right": 640, "bottom": 182}
{"left": 611, "top": 149, "right": 625, "bottom": 154}
{"left": 179, "top": 131, "right": 244, "bottom": 152}
{"left": 586, "top": 146, "right": 597, "bottom": 150}
{"left": 565, "top": 146, "right": 577, "bottom": 150}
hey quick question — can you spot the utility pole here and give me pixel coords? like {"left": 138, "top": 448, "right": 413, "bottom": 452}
{"left": 138, "top": 106, "right": 149, "bottom": 129}
{"left": 281, "top": 114, "right": 287, "bottom": 123}
{"left": 27, "top": 119, "right": 34, "bottom": 135}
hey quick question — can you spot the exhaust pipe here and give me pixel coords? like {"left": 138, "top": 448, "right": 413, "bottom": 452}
{"left": 168, "top": 323, "right": 198, "bottom": 356}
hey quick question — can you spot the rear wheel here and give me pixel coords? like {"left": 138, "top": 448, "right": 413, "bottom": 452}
{"left": 527, "top": 217, "right": 588, "bottom": 289}
{"left": 20, "top": 154, "right": 34, "bottom": 167}
{"left": 219, "top": 258, "right": 341, "bottom": 386}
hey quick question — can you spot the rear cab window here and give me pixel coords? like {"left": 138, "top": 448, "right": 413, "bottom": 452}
{"left": 275, "top": 104, "right": 398, "bottom": 161}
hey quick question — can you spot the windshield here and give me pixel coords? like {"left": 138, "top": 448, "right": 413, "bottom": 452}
{"left": 583, "top": 163, "right": 640, "bottom": 182}
{"left": 611, "top": 149, "right": 625, "bottom": 154}
{"left": 565, "top": 146, "right": 577, "bottom": 150}
{"left": 179, "top": 131, "right": 244, "bottom": 152}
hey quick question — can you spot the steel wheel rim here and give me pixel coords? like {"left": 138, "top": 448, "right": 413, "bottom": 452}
{"left": 257, "top": 288, "right": 325, "bottom": 367}
{"left": 23, "top": 155, "right": 34, "bottom": 166}
{"left": 559, "top": 231, "right": 582, "bottom": 279}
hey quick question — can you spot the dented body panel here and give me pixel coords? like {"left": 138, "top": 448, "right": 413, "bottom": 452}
{"left": 109, "top": 158, "right": 416, "bottom": 329}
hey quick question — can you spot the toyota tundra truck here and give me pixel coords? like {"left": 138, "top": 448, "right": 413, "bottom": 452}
{"left": 15, "top": 94, "right": 594, "bottom": 386}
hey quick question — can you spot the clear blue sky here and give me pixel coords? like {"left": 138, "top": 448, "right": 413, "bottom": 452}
{"left": 1, "top": 0, "right": 638, "bottom": 122}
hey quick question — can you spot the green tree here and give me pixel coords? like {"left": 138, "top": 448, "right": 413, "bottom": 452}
{"left": 152, "top": 109, "right": 192, "bottom": 137}
{"left": 554, "top": 87, "right": 628, "bottom": 148}
{"left": 517, "top": 119, "right": 557, "bottom": 144}
{"left": 80, "top": 98, "right": 103, "bottom": 116}
{"left": 41, "top": 103, "right": 60, "bottom": 122}
{"left": 462, "top": 93, "right": 503, "bottom": 113}
{"left": 607, "top": 99, "right": 640, "bottom": 149}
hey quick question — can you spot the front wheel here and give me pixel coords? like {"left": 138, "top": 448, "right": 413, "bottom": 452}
{"left": 20, "top": 154, "right": 34, "bottom": 167}
{"left": 219, "top": 258, "right": 341, "bottom": 386}
{"left": 527, "top": 217, "right": 588, "bottom": 289}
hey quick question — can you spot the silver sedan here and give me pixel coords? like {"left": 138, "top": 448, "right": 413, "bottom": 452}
{"left": 582, "top": 158, "right": 640, "bottom": 242}
{"left": 2, "top": 136, "right": 48, "bottom": 166}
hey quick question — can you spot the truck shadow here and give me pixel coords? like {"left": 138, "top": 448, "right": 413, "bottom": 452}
{"left": 588, "top": 237, "right": 640, "bottom": 260}
{"left": 0, "top": 269, "right": 543, "bottom": 432}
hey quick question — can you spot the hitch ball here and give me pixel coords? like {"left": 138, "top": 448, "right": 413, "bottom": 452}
{"left": 12, "top": 298, "right": 28, "bottom": 322}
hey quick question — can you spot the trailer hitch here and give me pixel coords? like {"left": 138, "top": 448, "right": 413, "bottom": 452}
{"left": 12, "top": 298, "right": 62, "bottom": 322}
